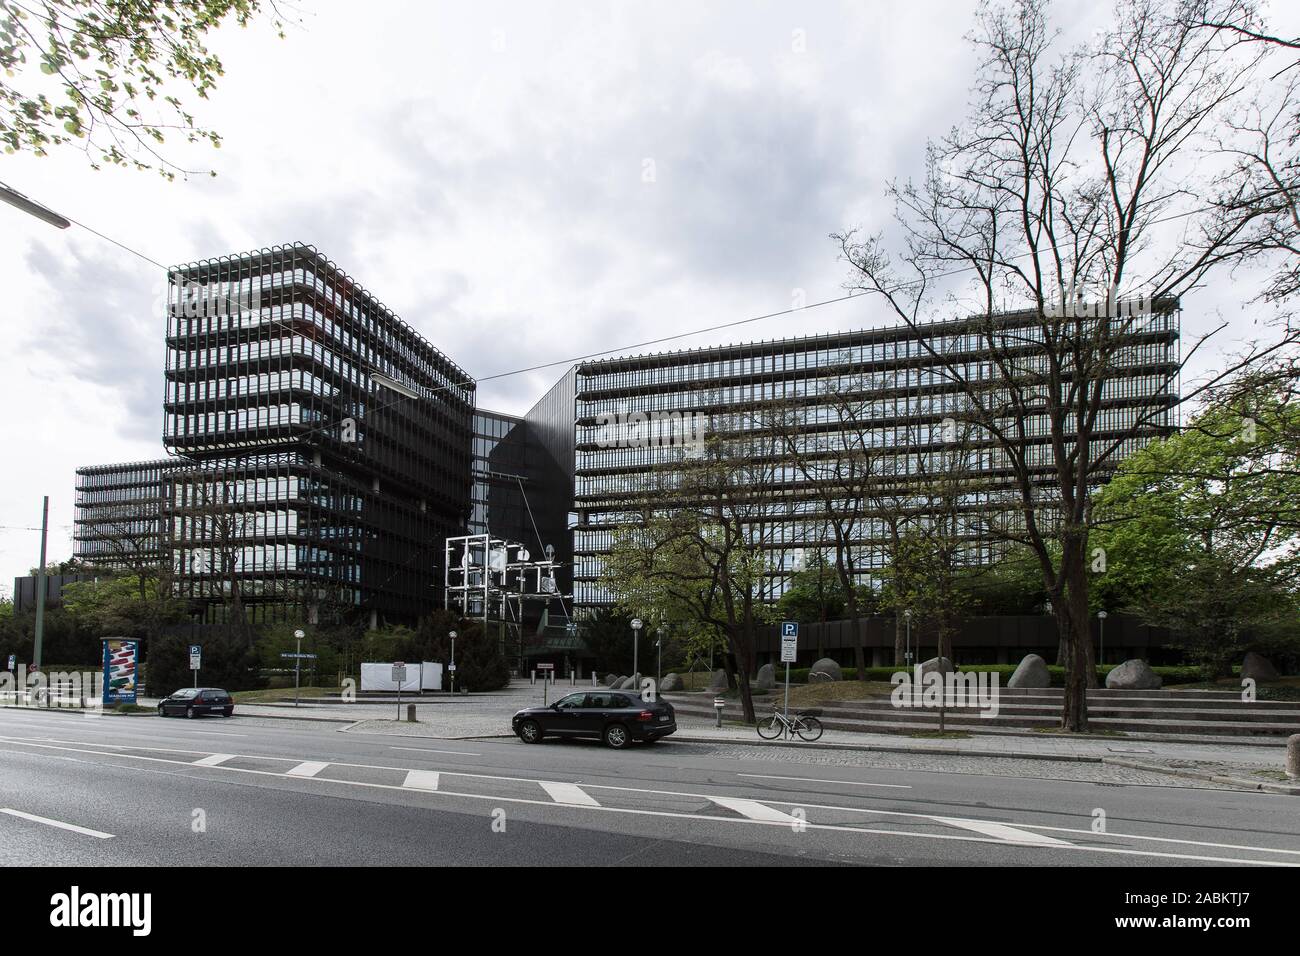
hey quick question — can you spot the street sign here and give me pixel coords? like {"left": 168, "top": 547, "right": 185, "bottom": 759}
{"left": 392, "top": 662, "right": 407, "bottom": 683}
{"left": 780, "top": 620, "right": 799, "bottom": 663}
{"left": 189, "top": 644, "right": 202, "bottom": 670}
{"left": 6, "top": 654, "right": 14, "bottom": 671}
{"left": 280, "top": 652, "right": 318, "bottom": 660}
{"left": 448, "top": 663, "right": 457, "bottom": 672}
{"left": 537, "top": 663, "right": 554, "bottom": 671}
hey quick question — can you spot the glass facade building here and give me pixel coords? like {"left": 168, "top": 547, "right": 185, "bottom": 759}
{"left": 571, "top": 304, "right": 1181, "bottom": 607}
{"left": 470, "top": 408, "right": 531, "bottom": 543}
{"left": 73, "top": 459, "right": 184, "bottom": 571}
{"left": 161, "top": 243, "right": 474, "bottom": 625}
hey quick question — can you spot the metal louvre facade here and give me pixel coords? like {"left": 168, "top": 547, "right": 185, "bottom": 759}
{"left": 162, "top": 244, "right": 474, "bottom": 625}
{"left": 571, "top": 303, "right": 1181, "bottom": 608}
{"left": 73, "top": 460, "right": 183, "bottom": 570}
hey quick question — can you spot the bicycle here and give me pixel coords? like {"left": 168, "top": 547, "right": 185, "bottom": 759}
{"left": 755, "top": 707, "right": 824, "bottom": 742}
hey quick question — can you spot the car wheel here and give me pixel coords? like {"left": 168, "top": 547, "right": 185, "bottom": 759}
{"left": 185, "top": 706, "right": 195, "bottom": 719}
{"left": 157, "top": 705, "right": 167, "bottom": 718}
{"left": 518, "top": 719, "right": 542, "bottom": 744}
{"left": 603, "top": 723, "right": 630, "bottom": 749}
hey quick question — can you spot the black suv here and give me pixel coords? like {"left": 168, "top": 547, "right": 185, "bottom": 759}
{"left": 512, "top": 691, "right": 676, "bottom": 748}
{"left": 158, "top": 687, "right": 235, "bottom": 718}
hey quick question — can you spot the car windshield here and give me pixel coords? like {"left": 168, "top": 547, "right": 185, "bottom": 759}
{"left": 172, "top": 688, "right": 199, "bottom": 698}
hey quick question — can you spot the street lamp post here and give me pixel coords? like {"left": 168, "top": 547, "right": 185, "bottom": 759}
{"left": 631, "top": 618, "right": 642, "bottom": 687}
{"left": 293, "top": 629, "right": 305, "bottom": 708}
{"left": 903, "top": 609, "right": 913, "bottom": 668}
{"left": 656, "top": 628, "right": 663, "bottom": 689}
{"left": 1097, "top": 611, "right": 1107, "bottom": 671}
{"left": 449, "top": 630, "right": 457, "bottom": 695}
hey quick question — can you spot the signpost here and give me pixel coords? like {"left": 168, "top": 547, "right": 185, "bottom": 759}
{"left": 392, "top": 662, "right": 407, "bottom": 719}
{"left": 538, "top": 662, "right": 554, "bottom": 703}
{"left": 189, "top": 644, "right": 202, "bottom": 687}
{"left": 6, "top": 654, "right": 14, "bottom": 671}
{"left": 293, "top": 630, "right": 306, "bottom": 707}
{"left": 780, "top": 621, "right": 799, "bottom": 724}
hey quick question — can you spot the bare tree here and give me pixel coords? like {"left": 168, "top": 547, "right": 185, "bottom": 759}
{"left": 835, "top": 0, "right": 1298, "bottom": 730}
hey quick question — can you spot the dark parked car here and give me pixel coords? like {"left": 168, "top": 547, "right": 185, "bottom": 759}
{"left": 158, "top": 687, "right": 234, "bottom": 718}
{"left": 512, "top": 691, "right": 676, "bottom": 748}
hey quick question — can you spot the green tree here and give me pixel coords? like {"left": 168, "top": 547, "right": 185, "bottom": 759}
{"left": 1, "top": 0, "right": 287, "bottom": 177}
{"left": 1092, "top": 377, "right": 1300, "bottom": 674}
{"left": 61, "top": 572, "right": 188, "bottom": 640}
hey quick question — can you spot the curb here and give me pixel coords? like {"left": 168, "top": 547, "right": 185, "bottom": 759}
{"left": 666, "top": 705, "right": 1290, "bottom": 748}
{"left": 1102, "top": 757, "right": 1300, "bottom": 795}
{"left": 666, "top": 732, "right": 1103, "bottom": 762}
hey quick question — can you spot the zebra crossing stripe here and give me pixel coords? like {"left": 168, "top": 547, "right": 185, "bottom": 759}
{"left": 539, "top": 781, "right": 600, "bottom": 806}
{"left": 707, "top": 797, "right": 800, "bottom": 823}
{"left": 402, "top": 770, "right": 441, "bottom": 791}
{"left": 285, "top": 761, "right": 329, "bottom": 778}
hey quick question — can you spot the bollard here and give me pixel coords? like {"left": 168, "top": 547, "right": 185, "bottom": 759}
{"left": 406, "top": 703, "right": 416, "bottom": 723}
{"left": 1288, "top": 734, "right": 1300, "bottom": 780}
{"left": 713, "top": 696, "right": 726, "bottom": 728}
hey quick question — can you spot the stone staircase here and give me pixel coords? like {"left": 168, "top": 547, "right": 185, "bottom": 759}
{"left": 665, "top": 686, "right": 1300, "bottom": 739}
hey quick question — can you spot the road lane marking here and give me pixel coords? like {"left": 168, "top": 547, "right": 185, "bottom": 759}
{"left": 402, "top": 770, "right": 441, "bottom": 791}
{"left": 708, "top": 797, "right": 801, "bottom": 823}
{"left": 181, "top": 731, "right": 248, "bottom": 738}
{"left": 388, "top": 746, "right": 481, "bottom": 756}
{"left": 934, "top": 817, "right": 1073, "bottom": 847}
{"left": 539, "top": 781, "right": 600, "bottom": 806}
{"left": 286, "top": 761, "right": 329, "bottom": 778}
{"left": 192, "top": 754, "right": 234, "bottom": 767}
{"left": 0, "top": 808, "right": 113, "bottom": 839}
{"left": 737, "top": 773, "right": 911, "bottom": 790}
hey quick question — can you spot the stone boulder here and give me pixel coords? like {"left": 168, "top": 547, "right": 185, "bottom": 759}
{"left": 707, "top": 668, "right": 729, "bottom": 690}
{"left": 809, "top": 658, "right": 842, "bottom": 681}
{"left": 659, "top": 672, "right": 684, "bottom": 692}
{"left": 607, "top": 674, "right": 624, "bottom": 688}
{"left": 1007, "top": 653, "right": 1051, "bottom": 689}
{"left": 755, "top": 663, "right": 776, "bottom": 691}
{"left": 1105, "top": 658, "right": 1162, "bottom": 690}
{"left": 619, "top": 672, "right": 642, "bottom": 690}
{"left": 1242, "top": 652, "right": 1280, "bottom": 682}
{"left": 918, "top": 656, "right": 955, "bottom": 678}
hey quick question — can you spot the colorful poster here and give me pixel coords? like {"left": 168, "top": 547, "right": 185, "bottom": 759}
{"left": 102, "top": 639, "right": 139, "bottom": 705}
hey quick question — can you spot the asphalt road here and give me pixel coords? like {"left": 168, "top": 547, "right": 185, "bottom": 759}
{"left": 0, "top": 707, "right": 1297, "bottom": 867}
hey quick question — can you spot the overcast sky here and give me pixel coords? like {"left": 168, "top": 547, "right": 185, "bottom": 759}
{"left": 0, "top": 0, "right": 1296, "bottom": 594}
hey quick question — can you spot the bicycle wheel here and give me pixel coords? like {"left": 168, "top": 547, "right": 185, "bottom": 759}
{"left": 796, "top": 716, "right": 824, "bottom": 742}
{"left": 756, "top": 714, "right": 785, "bottom": 739}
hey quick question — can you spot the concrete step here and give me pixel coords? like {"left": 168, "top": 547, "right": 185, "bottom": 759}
{"left": 812, "top": 699, "right": 1300, "bottom": 723}
{"left": 667, "top": 699, "right": 1300, "bottom": 737}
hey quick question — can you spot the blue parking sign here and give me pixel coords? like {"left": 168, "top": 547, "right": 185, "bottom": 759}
{"left": 781, "top": 621, "right": 799, "bottom": 638}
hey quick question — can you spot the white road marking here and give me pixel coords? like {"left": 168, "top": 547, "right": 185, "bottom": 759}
{"left": 192, "top": 753, "right": 235, "bottom": 767}
{"left": 0, "top": 808, "right": 114, "bottom": 839}
{"left": 388, "top": 746, "right": 481, "bottom": 756}
{"left": 402, "top": 770, "right": 441, "bottom": 791}
{"left": 737, "top": 773, "right": 911, "bottom": 789}
{"left": 182, "top": 731, "right": 248, "bottom": 738}
{"left": 539, "top": 781, "right": 600, "bottom": 806}
{"left": 285, "top": 761, "right": 329, "bottom": 778}
{"left": 935, "top": 817, "right": 1073, "bottom": 847}
{"left": 708, "top": 797, "right": 801, "bottom": 823}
